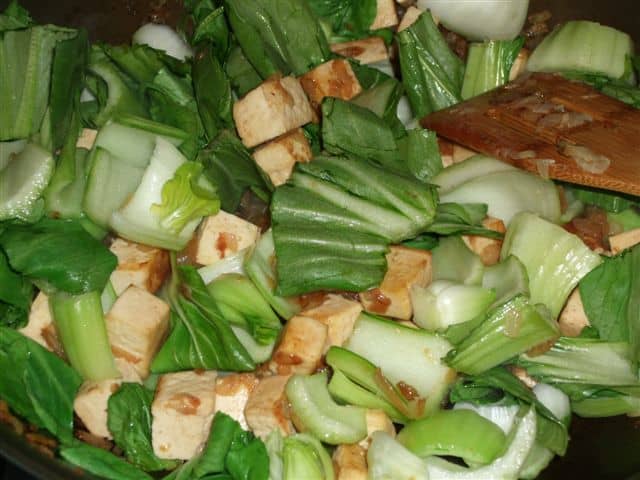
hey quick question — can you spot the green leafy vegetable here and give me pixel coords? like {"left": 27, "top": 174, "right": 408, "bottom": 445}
{"left": 306, "top": 0, "right": 377, "bottom": 42}
{"left": 151, "top": 161, "right": 220, "bottom": 234}
{"left": 60, "top": 444, "right": 154, "bottom": 480}
{"left": 225, "top": 45, "right": 262, "bottom": 97}
{"left": 271, "top": 155, "right": 437, "bottom": 295}
{"left": 0, "top": 327, "right": 82, "bottom": 444}
{"left": 223, "top": 0, "right": 330, "bottom": 78}
{"left": 449, "top": 367, "right": 569, "bottom": 456}
{"left": 199, "top": 130, "right": 271, "bottom": 212}
{"left": 461, "top": 37, "right": 524, "bottom": 99}
{"left": 192, "top": 45, "right": 234, "bottom": 141}
{"left": 397, "top": 10, "right": 464, "bottom": 118}
{"left": 206, "top": 273, "right": 282, "bottom": 345}
{"left": 151, "top": 262, "right": 255, "bottom": 373}
{"left": 0, "top": 250, "right": 32, "bottom": 328}
{"left": 50, "top": 290, "right": 119, "bottom": 381}
{"left": 0, "top": 218, "right": 117, "bottom": 294}
{"left": 107, "top": 383, "right": 179, "bottom": 472}
{"left": 0, "top": 0, "right": 33, "bottom": 31}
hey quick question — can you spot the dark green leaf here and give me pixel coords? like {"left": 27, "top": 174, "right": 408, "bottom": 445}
{"left": 0, "top": 327, "right": 82, "bottom": 444}
{"left": 306, "top": 0, "right": 377, "bottom": 42}
{"left": 0, "top": 0, "right": 33, "bottom": 31}
{"left": 397, "top": 10, "right": 464, "bottom": 118}
{"left": 0, "top": 218, "right": 117, "bottom": 294}
{"left": 151, "top": 265, "right": 255, "bottom": 373}
{"left": 450, "top": 367, "right": 568, "bottom": 455}
{"left": 193, "top": 45, "right": 234, "bottom": 141}
{"left": 194, "top": 412, "right": 269, "bottom": 480}
{"left": 350, "top": 75, "right": 405, "bottom": 138}
{"left": 225, "top": 45, "right": 262, "bottom": 98}
{"left": 224, "top": 0, "right": 330, "bottom": 78}
{"left": 108, "top": 383, "right": 179, "bottom": 471}
{"left": 187, "top": 2, "right": 230, "bottom": 57}
{"left": 427, "top": 202, "right": 505, "bottom": 236}
{"left": 580, "top": 244, "right": 640, "bottom": 361}
{"left": 0, "top": 250, "right": 32, "bottom": 328}
{"left": 200, "top": 130, "right": 271, "bottom": 213}
{"left": 60, "top": 444, "right": 153, "bottom": 480}
{"left": 397, "top": 128, "right": 442, "bottom": 182}
{"left": 322, "top": 98, "right": 402, "bottom": 171}
{"left": 49, "top": 29, "right": 88, "bottom": 152}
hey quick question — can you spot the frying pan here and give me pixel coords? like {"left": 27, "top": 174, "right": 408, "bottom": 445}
{"left": 1, "top": 1, "right": 640, "bottom": 478}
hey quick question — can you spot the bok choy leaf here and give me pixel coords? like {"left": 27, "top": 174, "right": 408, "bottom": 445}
{"left": 0, "top": 250, "right": 32, "bottom": 328}
{"left": 0, "top": 327, "right": 82, "bottom": 445}
{"left": 107, "top": 383, "right": 179, "bottom": 472}
{"left": 397, "top": 10, "right": 464, "bottom": 118}
{"left": 151, "top": 262, "right": 255, "bottom": 373}
{"left": 223, "top": 0, "right": 330, "bottom": 78}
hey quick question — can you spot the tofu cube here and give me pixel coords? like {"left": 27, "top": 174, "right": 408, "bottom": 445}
{"left": 106, "top": 285, "right": 170, "bottom": 379}
{"left": 76, "top": 128, "right": 98, "bottom": 150}
{"left": 299, "top": 59, "right": 363, "bottom": 109}
{"left": 73, "top": 358, "right": 141, "bottom": 439}
{"left": 152, "top": 370, "right": 218, "bottom": 460}
{"left": 19, "top": 292, "right": 54, "bottom": 352}
{"left": 330, "top": 37, "right": 389, "bottom": 66}
{"left": 333, "top": 444, "right": 368, "bottom": 480}
{"left": 558, "top": 288, "right": 590, "bottom": 337}
{"left": 370, "top": 0, "right": 399, "bottom": 29}
{"left": 244, "top": 375, "right": 295, "bottom": 440}
{"left": 397, "top": 6, "right": 423, "bottom": 32}
{"left": 109, "top": 238, "right": 170, "bottom": 296}
{"left": 252, "top": 128, "right": 313, "bottom": 187}
{"left": 301, "top": 294, "right": 362, "bottom": 352}
{"left": 359, "top": 246, "right": 432, "bottom": 320}
{"left": 358, "top": 409, "right": 395, "bottom": 449}
{"left": 269, "top": 315, "right": 327, "bottom": 375}
{"left": 609, "top": 228, "right": 640, "bottom": 255}
{"left": 192, "top": 211, "right": 260, "bottom": 266}
{"left": 214, "top": 373, "right": 259, "bottom": 430}
{"left": 462, "top": 217, "right": 506, "bottom": 266}
{"left": 233, "top": 76, "right": 313, "bottom": 148}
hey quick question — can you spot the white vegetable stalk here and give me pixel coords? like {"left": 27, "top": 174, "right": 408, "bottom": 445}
{"left": 424, "top": 408, "right": 537, "bottom": 479}
{"left": 132, "top": 23, "right": 193, "bottom": 61}
{"left": 411, "top": 280, "right": 496, "bottom": 331}
{"left": 368, "top": 431, "right": 429, "bottom": 480}
{"left": 416, "top": 0, "right": 529, "bottom": 41}
{"left": 198, "top": 249, "right": 248, "bottom": 285}
{"left": 453, "top": 402, "right": 520, "bottom": 435}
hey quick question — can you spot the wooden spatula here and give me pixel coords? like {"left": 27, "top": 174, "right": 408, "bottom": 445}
{"left": 421, "top": 72, "right": 640, "bottom": 196}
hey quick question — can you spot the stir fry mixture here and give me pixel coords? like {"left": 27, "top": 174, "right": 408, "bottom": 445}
{"left": 2, "top": 0, "right": 640, "bottom": 478}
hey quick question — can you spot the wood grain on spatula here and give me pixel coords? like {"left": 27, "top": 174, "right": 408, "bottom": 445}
{"left": 421, "top": 72, "right": 640, "bottom": 196}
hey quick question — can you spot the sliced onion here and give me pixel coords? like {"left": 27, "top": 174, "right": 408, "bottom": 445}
{"left": 416, "top": 0, "right": 529, "bottom": 41}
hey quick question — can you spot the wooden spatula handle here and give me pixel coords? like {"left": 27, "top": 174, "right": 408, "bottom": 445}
{"left": 421, "top": 73, "right": 640, "bottom": 196}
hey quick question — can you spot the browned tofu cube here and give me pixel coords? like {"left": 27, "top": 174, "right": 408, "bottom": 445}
{"left": 268, "top": 315, "right": 327, "bottom": 375}
{"left": 558, "top": 288, "right": 590, "bottom": 337}
{"left": 438, "top": 138, "right": 477, "bottom": 168}
{"left": 359, "top": 409, "right": 396, "bottom": 449}
{"left": 609, "top": 228, "right": 640, "bottom": 255}
{"left": 301, "top": 294, "right": 362, "bottom": 353}
{"left": 330, "top": 37, "right": 389, "bottom": 65}
{"left": 397, "top": 6, "right": 423, "bottom": 32}
{"left": 76, "top": 128, "right": 98, "bottom": 149}
{"left": 73, "top": 359, "right": 141, "bottom": 439}
{"left": 252, "top": 128, "right": 313, "bottom": 186}
{"left": 152, "top": 370, "right": 217, "bottom": 460}
{"left": 233, "top": 76, "right": 313, "bottom": 148}
{"left": 462, "top": 216, "right": 506, "bottom": 266}
{"left": 214, "top": 373, "right": 259, "bottom": 430}
{"left": 191, "top": 211, "right": 260, "bottom": 266}
{"left": 333, "top": 444, "right": 368, "bottom": 480}
{"left": 359, "top": 246, "right": 432, "bottom": 320}
{"left": 109, "top": 238, "right": 170, "bottom": 295}
{"left": 244, "top": 375, "right": 295, "bottom": 440}
{"left": 299, "top": 59, "right": 363, "bottom": 109}
{"left": 106, "top": 285, "right": 170, "bottom": 379}
{"left": 371, "top": 0, "right": 399, "bottom": 29}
